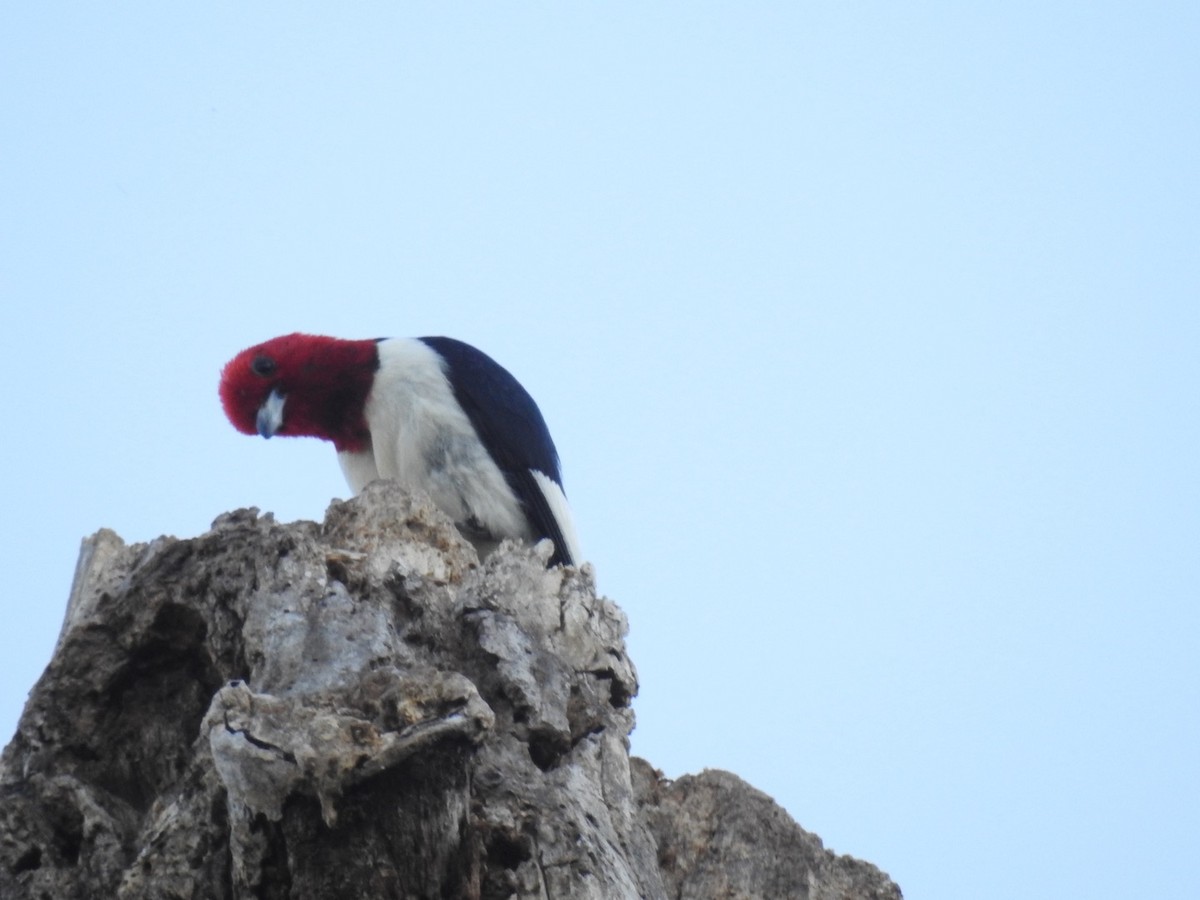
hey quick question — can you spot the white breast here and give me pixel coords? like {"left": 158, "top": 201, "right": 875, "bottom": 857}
{"left": 339, "top": 338, "right": 532, "bottom": 545}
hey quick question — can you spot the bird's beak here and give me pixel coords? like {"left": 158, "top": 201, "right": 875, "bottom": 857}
{"left": 256, "top": 388, "right": 286, "bottom": 438}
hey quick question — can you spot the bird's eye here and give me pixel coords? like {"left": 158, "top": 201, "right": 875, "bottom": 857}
{"left": 251, "top": 355, "right": 277, "bottom": 377}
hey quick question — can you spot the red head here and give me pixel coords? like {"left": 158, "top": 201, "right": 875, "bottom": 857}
{"left": 218, "top": 333, "right": 379, "bottom": 452}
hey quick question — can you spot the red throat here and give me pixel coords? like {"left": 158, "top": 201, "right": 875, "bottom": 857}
{"left": 218, "top": 333, "right": 379, "bottom": 453}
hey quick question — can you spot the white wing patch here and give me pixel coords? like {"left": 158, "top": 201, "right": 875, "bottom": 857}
{"left": 531, "top": 469, "right": 582, "bottom": 565}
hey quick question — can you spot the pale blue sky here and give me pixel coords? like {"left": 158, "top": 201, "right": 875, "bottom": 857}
{"left": 2, "top": 5, "right": 1197, "bottom": 899}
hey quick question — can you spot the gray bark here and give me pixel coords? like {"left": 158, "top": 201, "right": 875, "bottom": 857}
{"left": 634, "top": 762, "right": 902, "bottom": 900}
{"left": 0, "top": 482, "right": 901, "bottom": 899}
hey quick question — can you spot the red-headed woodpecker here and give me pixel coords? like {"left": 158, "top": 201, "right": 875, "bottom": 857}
{"left": 219, "top": 334, "right": 580, "bottom": 567}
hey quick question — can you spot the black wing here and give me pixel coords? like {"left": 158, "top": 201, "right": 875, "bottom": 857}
{"left": 418, "top": 336, "right": 574, "bottom": 566}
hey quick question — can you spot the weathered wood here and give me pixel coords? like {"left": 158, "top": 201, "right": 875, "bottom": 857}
{"left": 0, "top": 482, "right": 901, "bottom": 899}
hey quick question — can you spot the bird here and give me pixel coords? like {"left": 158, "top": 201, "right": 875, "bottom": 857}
{"left": 219, "top": 333, "right": 580, "bottom": 567}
